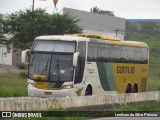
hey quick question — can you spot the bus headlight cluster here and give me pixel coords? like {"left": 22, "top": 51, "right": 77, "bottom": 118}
{"left": 29, "top": 93, "right": 34, "bottom": 97}
{"left": 61, "top": 85, "right": 73, "bottom": 89}
{"left": 28, "top": 82, "right": 35, "bottom": 87}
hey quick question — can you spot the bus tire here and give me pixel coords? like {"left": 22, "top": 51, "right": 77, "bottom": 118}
{"left": 126, "top": 84, "right": 132, "bottom": 93}
{"left": 85, "top": 85, "right": 92, "bottom": 96}
{"left": 133, "top": 84, "right": 138, "bottom": 93}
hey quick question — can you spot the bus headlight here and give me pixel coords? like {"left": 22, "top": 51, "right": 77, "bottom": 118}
{"left": 28, "top": 82, "right": 35, "bottom": 87}
{"left": 61, "top": 85, "right": 73, "bottom": 89}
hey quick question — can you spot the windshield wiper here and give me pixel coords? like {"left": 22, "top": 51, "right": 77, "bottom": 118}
{"left": 40, "top": 58, "right": 49, "bottom": 74}
{"left": 30, "top": 54, "right": 35, "bottom": 66}
{"left": 36, "top": 58, "right": 49, "bottom": 81}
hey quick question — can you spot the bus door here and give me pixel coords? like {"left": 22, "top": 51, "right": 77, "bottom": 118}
{"left": 73, "top": 41, "right": 86, "bottom": 96}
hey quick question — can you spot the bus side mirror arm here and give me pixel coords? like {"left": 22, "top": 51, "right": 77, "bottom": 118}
{"left": 21, "top": 49, "right": 31, "bottom": 64}
{"left": 73, "top": 52, "right": 79, "bottom": 67}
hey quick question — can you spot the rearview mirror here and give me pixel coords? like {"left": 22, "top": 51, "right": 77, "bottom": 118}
{"left": 21, "top": 49, "right": 31, "bottom": 64}
{"left": 73, "top": 52, "right": 79, "bottom": 67}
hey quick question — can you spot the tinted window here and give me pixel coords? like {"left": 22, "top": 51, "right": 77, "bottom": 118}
{"left": 97, "top": 44, "right": 105, "bottom": 62}
{"left": 87, "top": 42, "right": 148, "bottom": 64}
{"left": 88, "top": 43, "right": 97, "bottom": 62}
{"left": 141, "top": 48, "right": 148, "bottom": 64}
{"left": 33, "top": 40, "right": 75, "bottom": 52}
{"left": 135, "top": 47, "right": 141, "bottom": 63}
{"left": 127, "top": 47, "right": 135, "bottom": 63}
{"left": 108, "top": 45, "right": 115, "bottom": 62}
{"left": 114, "top": 45, "right": 121, "bottom": 62}
{"left": 120, "top": 46, "right": 127, "bottom": 63}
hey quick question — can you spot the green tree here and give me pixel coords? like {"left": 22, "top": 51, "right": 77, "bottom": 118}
{"left": 140, "top": 22, "right": 159, "bottom": 36}
{"left": 0, "top": 20, "right": 8, "bottom": 44}
{"left": 125, "top": 21, "right": 160, "bottom": 39}
{"left": 3, "top": 8, "right": 82, "bottom": 49}
{"left": 90, "top": 6, "right": 115, "bottom": 16}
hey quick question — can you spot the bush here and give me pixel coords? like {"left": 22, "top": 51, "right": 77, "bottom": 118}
{"left": 18, "top": 63, "right": 27, "bottom": 69}
{"left": 19, "top": 72, "right": 28, "bottom": 78}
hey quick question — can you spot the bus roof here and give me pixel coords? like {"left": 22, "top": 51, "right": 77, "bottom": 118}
{"left": 75, "top": 33, "right": 121, "bottom": 41}
{"left": 35, "top": 34, "right": 148, "bottom": 48}
{"left": 104, "top": 40, "right": 148, "bottom": 48}
{"left": 35, "top": 35, "right": 89, "bottom": 41}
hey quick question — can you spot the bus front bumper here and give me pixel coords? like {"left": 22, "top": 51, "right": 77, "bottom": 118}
{"left": 28, "top": 86, "right": 77, "bottom": 97}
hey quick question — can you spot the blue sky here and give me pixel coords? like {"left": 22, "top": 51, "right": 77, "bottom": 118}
{"left": 0, "top": 0, "right": 160, "bottom": 19}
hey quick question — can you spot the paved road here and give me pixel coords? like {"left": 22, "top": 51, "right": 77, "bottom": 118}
{"left": 0, "top": 64, "right": 26, "bottom": 73}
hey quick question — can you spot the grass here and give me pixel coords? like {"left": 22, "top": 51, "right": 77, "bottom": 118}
{"left": 147, "top": 76, "right": 160, "bottom": 91}
{"left": 117, "top": 101, "right": 160, "bottom": 111}
{"left": 0, "top": 72, "right": 27, "bottom": 97}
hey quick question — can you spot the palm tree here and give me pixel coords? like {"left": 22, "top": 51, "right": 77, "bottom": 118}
{"left": 90, "top": 6, "right": 115, "bottom": 16}
{"left": 90, "top": 6, "right": 100, "bottom": 13}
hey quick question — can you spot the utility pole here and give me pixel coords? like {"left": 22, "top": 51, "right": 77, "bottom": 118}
{"left": 32, "top": 0, "right": 35, "bottom": 12}
{"left": 32, "top": 0, "right": 35, "bottom": 42}
{"left": 32, "top": 0, "right": 46, "bottom": 12}
{"left": 31, "top": 0, "right": 47, "bottom": 40}
{"left": 113, "top": 29, "right": 124, "bottom": 37}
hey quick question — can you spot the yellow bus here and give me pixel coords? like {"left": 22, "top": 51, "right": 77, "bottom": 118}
{"left": 21, "top": 34, "right": 149, "bottom": 97}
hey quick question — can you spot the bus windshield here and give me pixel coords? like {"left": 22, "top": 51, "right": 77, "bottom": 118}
{"left": 29, "top": 53, "right": 74, "bottom": 82}
{"left": 29, "top": 40, "right": 75, "bottom": 82}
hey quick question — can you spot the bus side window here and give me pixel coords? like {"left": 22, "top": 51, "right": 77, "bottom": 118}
{"left": 97, "top": 44, "right": 105, "bottom": 62}
{"left": 141, "top": 48, "right": 148, "bottom": 64}
{"left": 108, "top": 45, "right": 114, "bottom": 62}
{"left": 135, "top": 47, "right": 141, "bottom": 63}
{"left": 87, "top": 43, "right": 97, "bottom": 62}
{"left": 75, "top": 41, "right": 86, "bottom": 84}
{"left": 105, "top": 45, "right": 109, "bottom": 62}
{"left": 120, "top": 46, "right": 127, "bottom": 63}
{"left": 127, "top": 46, "right": 135, "bottom": 63}
{"left": 114, "top": 45, "right": 121, "bottom": 62}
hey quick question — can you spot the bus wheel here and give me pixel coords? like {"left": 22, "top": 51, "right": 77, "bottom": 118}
{"left": 85, "top": 85, "right": 92, "bottom": 96}
{"left": 133, "top": 84, "right": 138, "bottom": 93}
{"left": 126, "top": 84, "right": 132, "bottom": 93}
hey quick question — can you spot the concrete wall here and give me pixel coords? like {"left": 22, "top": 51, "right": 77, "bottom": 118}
{"left": 0, "top": 91, "right": 159, "bottom": 111}
{"left": 63, "top": 7, "right": 126, "bottom": 40}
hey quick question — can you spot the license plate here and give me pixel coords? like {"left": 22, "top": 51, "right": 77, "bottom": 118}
{"left": 44, "top": 92, "right": 52, "bottom": 95}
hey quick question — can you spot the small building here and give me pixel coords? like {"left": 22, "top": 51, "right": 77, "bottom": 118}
{"left": 0, "top": 44, "right": 13, "bottom": 65}
{"left": 0, "top": 14, "right": 13, "bottom": 65}
{"left": 63, "top": 7, "right": 126, "bottom": 40}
